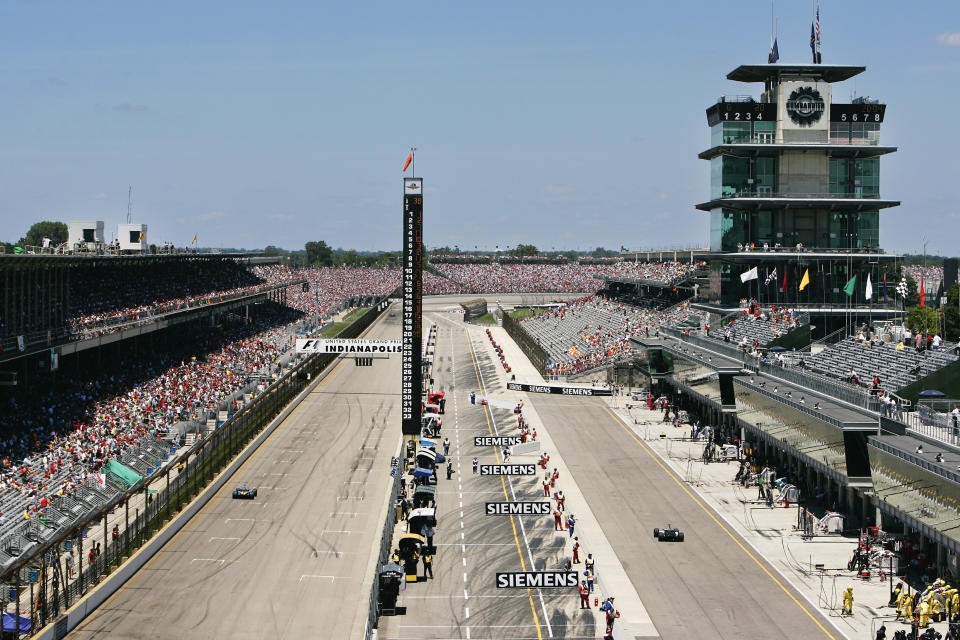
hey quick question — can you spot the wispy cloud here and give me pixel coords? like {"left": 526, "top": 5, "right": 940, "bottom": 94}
{"left": 936, "top": 32, "right": 960, "bottom": 46}
{"left": 93, "top": 192, "right": 107, "bottom": 200}
{"left": 268, "top": 213, "right": 295, "bottom": 222}
{"left": 198, "top": 211, "right": 225, "bottom": 221}
{"left": 115, "top": 103, "right": 149, "bottom": 113}
{"left": 544, "top": 184, "right": 573, "bottom": 194}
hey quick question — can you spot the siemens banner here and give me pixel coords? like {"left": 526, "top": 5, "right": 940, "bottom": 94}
{"left": 402, "top": 177, "right": 424, "bottom": 435}
{"left": 506, "top": 382, "right": 612, "bottom": 397}
{"left": 496, "top": 572, "right": 579, "bottom": 588}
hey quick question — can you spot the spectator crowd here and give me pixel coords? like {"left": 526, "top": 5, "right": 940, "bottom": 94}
{"left": 521, "top": 295, "right": 706, "bottom": 376}
{"left": 431, "top": 260, "right": 700, "bottom": 294}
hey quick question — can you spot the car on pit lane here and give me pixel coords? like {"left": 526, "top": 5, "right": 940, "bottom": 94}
{"left": 653, "top": 525, "right": 684, "bottom": 542}
{"left": 232, "top": 484, "right": 258, "bottom": 499}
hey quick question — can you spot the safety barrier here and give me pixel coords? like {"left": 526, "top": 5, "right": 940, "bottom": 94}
{"left": 6, "top": 297, "right": 390, "bottom": 639}
{"left": 363, "top": 455, "right": 403, "bottom": 639}
{"left": 501, "top": 309, "right": 550, "bottom": 374}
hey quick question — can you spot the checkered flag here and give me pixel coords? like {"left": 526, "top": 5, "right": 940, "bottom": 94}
{"left": 896, "top": 277, "right": 909, "bottom": 299}
{"left": 764, "top": 268, "right": 777, "bottom": 286}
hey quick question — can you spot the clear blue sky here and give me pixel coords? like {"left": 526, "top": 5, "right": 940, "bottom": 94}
{"left": 1, "top": 1, "right": 957, "bottom": 256}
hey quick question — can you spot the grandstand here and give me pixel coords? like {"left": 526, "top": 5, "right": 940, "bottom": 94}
{"left": 0, "top": 257, "right": 397, "bottom": 575}
{"left": 0, "top": 254, "right": 304, "bottom": 365}
{"left": 805, "top": 336, "right": 958, "bottom": 394}
{"left": 518, "top": 292, "right": 706, "bottom": 376}
{"left": 715, "top": 304, "right": 810, "bottom": 348}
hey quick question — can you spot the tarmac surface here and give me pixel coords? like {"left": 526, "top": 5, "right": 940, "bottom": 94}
{"left": 66, "top": 308, "right": 402, "bottom": 640}
{"left": 61, "top": 294, "right": 865, "bottom": 640}
{"left": 378, "top": 310, "right": 608, "bottom": 640}
{"left": 380, "top": 302, "right": 844, "bottom": 640}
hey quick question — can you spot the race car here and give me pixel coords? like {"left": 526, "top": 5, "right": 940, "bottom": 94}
{"left": 653, "top": 525, "right": 684, "bottom": 542}
{"left": 232, "top": 485, "right": 258, "bottom": 499}
{"left": 427, "top": 391, "right": 446, "bottom": 414}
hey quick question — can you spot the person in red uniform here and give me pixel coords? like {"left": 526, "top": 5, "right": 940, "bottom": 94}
{"left": 554, "top": 490, "right": 565, "bottom": 512}
{"left": 553, "top": 508, "right": 563, "bottom": 531}
{"left": 543, "top": 477, "right": 551, "bottom": 496}
{"left": 579, "top": 581, "right": 590, "bottom": 608}
{"left": 572, "top": 537, "right": 581, "bottom": 564}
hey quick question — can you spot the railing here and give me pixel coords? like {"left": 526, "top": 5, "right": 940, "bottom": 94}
{"left": 895, "top": 406, "right": 960, "bottom": 448}
{"left": 664, "top": 327, "right": 906, "bottom": 415}
{"left": 716, "top": 95, "right": 756, "bottom": 103}
{"left": 727, "top": 246, "right": 886, "bottom": 254}
{"left": 749, "top": 359, "right": 882, "bottom": 413}
{"left": 809, "top": 326, "right": 849, "bottom": 351}
{"left": 719, "top": 190, "right": 882, "bottom": 200}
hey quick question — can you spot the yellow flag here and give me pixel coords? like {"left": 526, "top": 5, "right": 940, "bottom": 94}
{"left": 138, "top": 231, "right": 145, "bottom": 242}
{"left": 192, "top": 234, "right": 198, "bottom": 244}
{"left": 799, "top": 268, "right": 810, "bottom": 291}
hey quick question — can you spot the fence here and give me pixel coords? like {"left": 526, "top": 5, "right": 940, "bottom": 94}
{"left": 364, "top": 458, "right": 403, "bottom": 638}
{"left": 1, "top": 298, "right": 389, "bottom": 638}
{"left": 501, "top": 309, "right": 550, "bottom": 374}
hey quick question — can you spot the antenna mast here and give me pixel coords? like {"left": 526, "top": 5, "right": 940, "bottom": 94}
{"left": 126, "top": 186, "right": 133, "bottom": 223}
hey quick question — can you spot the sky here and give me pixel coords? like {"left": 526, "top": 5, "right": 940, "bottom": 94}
{"left": 1, "top": 2, "right": 958, "bottom": 256}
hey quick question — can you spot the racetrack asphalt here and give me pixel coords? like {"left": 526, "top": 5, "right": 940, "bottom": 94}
{"left": 66, "top": 308, "right": 402, "bottom": 640}
{"left": 528, "top": 392, "right": 841, "bottom": 639}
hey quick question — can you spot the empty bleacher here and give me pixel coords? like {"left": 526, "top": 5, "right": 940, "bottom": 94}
{"left": 806, "top": 336, "right": 959, "bottom": 392}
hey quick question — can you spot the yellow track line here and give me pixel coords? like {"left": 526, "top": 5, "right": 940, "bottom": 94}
{"left": 601, "top": 405, "right": 836, "bottom": 640}
{"left": 467, "top": 329, "right": 544, "bottom": 640}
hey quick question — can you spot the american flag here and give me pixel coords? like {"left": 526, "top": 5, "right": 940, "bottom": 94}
{"left": 815, "top": 6, "right": 822, "bottom": 63}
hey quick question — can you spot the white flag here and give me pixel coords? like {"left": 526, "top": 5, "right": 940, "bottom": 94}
{"left": 740, "top": 266, "right": 759, "bottom": 283}
{"left": 865, "top": 274, "right": 873, "bottom": 300}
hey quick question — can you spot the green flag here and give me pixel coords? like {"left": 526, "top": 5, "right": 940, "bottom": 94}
{"left": 12, "top": 246, "right": 24, "bottom": 254}
{"left": 843, "top": 274, "right": 857, "bottom": 297}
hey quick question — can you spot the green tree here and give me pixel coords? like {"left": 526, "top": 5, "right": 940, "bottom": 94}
{"left": 263, "top": 245, "right": 281, "bottom": 257}
{"left": 905, "top": 305, "right": 940, "bottom": 335}
{"left": 591, "top": 246, "right": 615, "bottom": 257}
{"left": 510, "top": 244, "right": 538, "bottom": 259}
{"left": 305, "top": 240, "right": 333, "bottom": 266}
{"left": 20, "top": 221, "right": 67, "bottom": 247}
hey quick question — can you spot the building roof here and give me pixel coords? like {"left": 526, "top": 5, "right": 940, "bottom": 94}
{"left": 727, "top": 64, "right": 866, "bottom": 83}
{"left": 698, "top": 144, "right": 897, "bottom": 161}
{"left": 696, "top": 196, "right": 901, "bottom": 212}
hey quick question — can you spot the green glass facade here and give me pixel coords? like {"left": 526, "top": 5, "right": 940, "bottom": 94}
{"left": 829, "top": 158, "right": 879, "bottom": 197}
{"left": 711, "top": 121, "right": 776, "bottom": 146}
{"left": 709, "top": 209, "right": 880, "bottom": 253}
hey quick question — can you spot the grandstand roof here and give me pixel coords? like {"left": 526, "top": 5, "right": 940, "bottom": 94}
{"left": 0, "top": 252, "right": 258, "bottom": 269}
